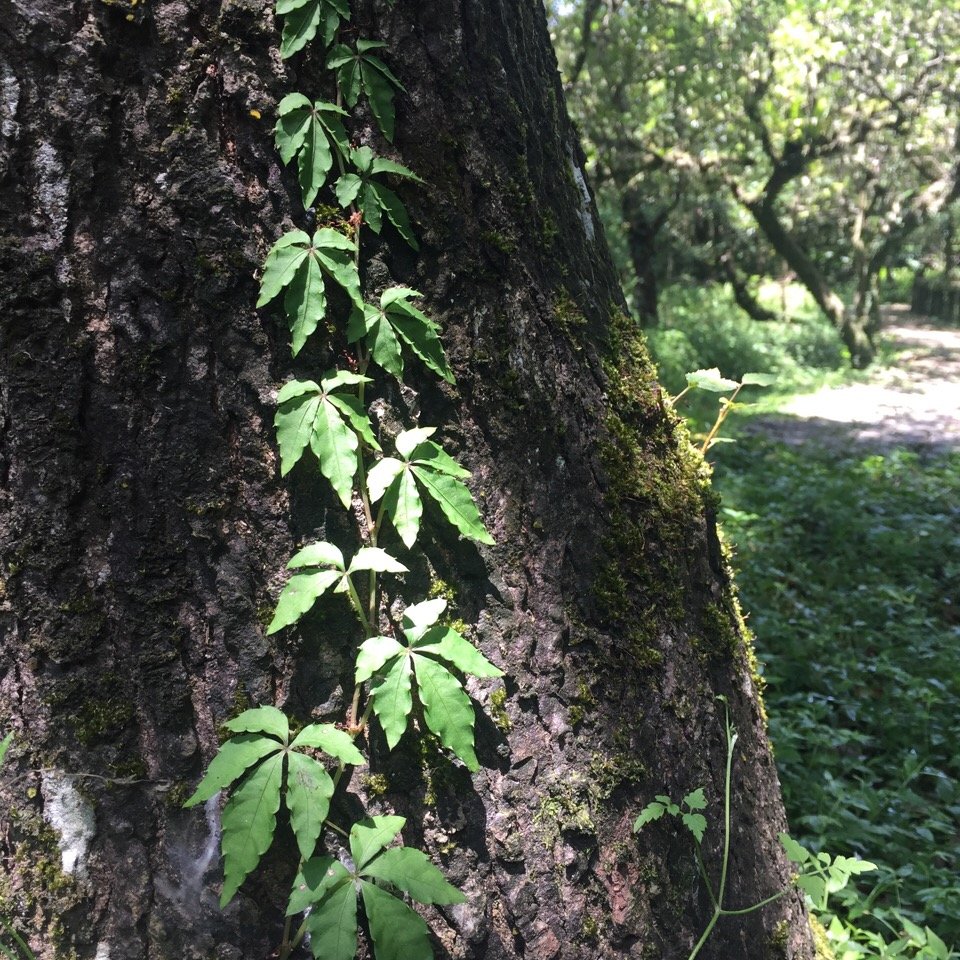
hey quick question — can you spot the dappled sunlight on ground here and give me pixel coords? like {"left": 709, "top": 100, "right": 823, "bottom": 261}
{"left": 749, "top": 309, "right": 960, "bottom": 450}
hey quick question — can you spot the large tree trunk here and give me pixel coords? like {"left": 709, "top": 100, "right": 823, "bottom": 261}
{"left": 0, "top": 2, "right": 812, "bottom": 959}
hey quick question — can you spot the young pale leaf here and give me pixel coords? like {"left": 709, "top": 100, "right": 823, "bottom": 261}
{"left": 287, "top": 856, "right": 348, "bottom": 915}
{"left": 224, "top": 706, "right": 289, "bottom": 741}
{"left": 361, "top": 847, "right": 466, "bottom": 904}
{"left": 291, "top": 723, "right": 365, "bottom": 765}
{"left": 288, "top": 541, "right": 345, "bottom": 570}
{"left": 395, "top": 426, "right": 436, "bottom": 458}
{"left": 413, "top": 466, "right": 494, "bottom": 545}
{"left": 355, "top": 635, "right": 406, "bottom": 683}
{"left": 184, "top": 734, "right": 281, "bottom": 807}
{"left": 349, "top": 815, "right": 406, "bottom": 872}
{"left": 304, "top": 872, "right": 358, "bottom": 960}
{"left": 348, "top": 547, "right": 408, "bottom": 575}
{"left": 219, "top": 753, "right": 284, "bottom": 906}
{"left": 796, "top": 873, "right": 826, "bottom": 906}
{"left": 0, "top": 732, "right": 11, "bottom": 768}
{"left": 267, "top": 569, "right": 342, "bottom": 634}
{"left": 366, "top": 457, "right": 404, "bottom": 503}
{"left": 414, "top": 625, "right": 503, "bottom": 678}
{"left": 414, "top": 656, "right": 479, "bottom": 770}
{"left": 682, "top": 812, "right": 707, "bottom": 844}
{"left": 741, "top": 372, "right": 776, "bottom": 387}
{"left": 633, "top": 800, "right": 667, "bottom": 832}
{"left": 685, "top": 368, "right": 739, "bottom": 392}
{"left": 683, "top": 787, "right": 707, "bottom": 811}
{"left": 370, "top": 655, "right": 414, "bottom": 749}
{"left": 401, "top": 598, "right": 447, "bottom": 638}
{"left": 361, "top": 882, "right": 433, "bottom": 960}
{"left": 286, "top": 752, "right": 335, "bottom": 859}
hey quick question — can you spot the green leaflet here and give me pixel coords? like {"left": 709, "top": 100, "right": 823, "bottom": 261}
{"left": 286, "top": 752, "right": 336, "bottom": 859}
{"left": 328, "top": 42, "right": 405, "bottom": 141}
{"left": 367, "top": 429, "right": 493, "bottom": 548}
{"left": 268, "top": 539, "right": 407, "bottom": 634}
{"left": 305, "top": 874, "right": 358, "bottom": 960}
{"left": 335, "top": 148, "right": 422, "bottom": 248}
{"left": 273, "top": 372, "right": 374, "bottom": 508}
{"left": 289, "top": 816, "right": 464, "bottom": 960}
{"left": 274, "top": 95, "right": 349, "bottom": 208}
{"left": 357, "top": 597, "right": 501, "bottom": 768}
{"left": 348, "top": 287, "right": 454, "bottom": 382}
{"left": 361, "top": 882, "right": 433, "bottom": 960}
{"left": 183, "top": 734, "right": 280, "bottom": 807}
{"left": 0, "top": 732, "right": 12, "bottom": 768}
{"left": 258, "top": 229, "right": 361, "bottom": 356}
{"left": 184, "top": 716, "right": 357, "bottom": 905}
{"left": 220, "top": 753, "right": 284, "bottom": 906}
{"left": 278, "top": 0, "right": 349, "bottom": 58}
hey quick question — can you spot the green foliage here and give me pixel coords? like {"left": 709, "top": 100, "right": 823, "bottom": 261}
{"left": 289, "top": 816, "right": 464, "bottom": 960}
{"left": 273, "top": 372, "right": 376, "bottom": 506}
{"left": 258, "top": 229, "right": 362, "bottom": 356}
{"left": 274, "top": 95, "right": 349, "bottom": 208}
{"left": 348, "top": 288, "right": 454, "bottom": 383}
{"left": 357, "top": 598, "right": 502, "bottom": 769}
{"left": 268, "top": 541, "right": 407, "bottom": 634}
{"left": 633, "top": 787, "right": 707, "bottom": 843}
{"left": 185, "top": 707, "right": 364, "bottom": 906}
{"left": 188, "top": 7, "right": 494, "bottom": 959}
{"left": 328, "top": 41, "right": 405, "bottom": 141}
{"left": 717, "top": 441, "right": 960, "bottom": 947}
{"left": 336, "top": 147, "right": 421, "bottom": 248}
{"left": 368, "top": 428, "right": 494, "bottom": 548}
{"left": 277, "top": 0, "right": 350, "bottom": 59}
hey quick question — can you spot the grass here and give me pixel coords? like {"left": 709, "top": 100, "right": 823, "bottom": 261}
{"left": 643, "top": 284, "right": 960, "bottom": 957}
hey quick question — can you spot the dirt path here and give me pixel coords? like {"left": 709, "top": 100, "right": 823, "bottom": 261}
{"left": 746, "top": 306, "right": 960, "bottom": 452}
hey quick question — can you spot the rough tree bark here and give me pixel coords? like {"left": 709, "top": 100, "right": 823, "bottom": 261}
{"left": 0, "top": 1, "right": 812, "bottom": 959}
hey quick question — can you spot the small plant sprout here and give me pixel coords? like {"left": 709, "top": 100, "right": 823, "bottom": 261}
{"left": 633, "top": 698, "right": 876, "bottom": 960}
{"left": 667, "top": 368, "right": 775, "bottom": 454}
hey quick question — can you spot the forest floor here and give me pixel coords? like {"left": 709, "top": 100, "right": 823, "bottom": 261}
{"left": 744, "top": 305, "right": 960, "bottom": 450}
{"left": 711, "top": 307, "right": 960, "bottom": 948}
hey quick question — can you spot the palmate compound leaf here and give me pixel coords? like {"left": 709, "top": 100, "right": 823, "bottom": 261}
{"left": 356, "top": 598, "right": 502, "bottom": 770}
{"left": 327, "top": 42, "right": 405, "bottom": 141}
{"left": 273, "top": 372, "right": 375, "bottom": 511}
{"left": 268, "top": 538, "right": 407, "bottom": 634}
{"left": 367, "top": 428, "right": 493, "bottom": 549}
{"left": 277, "top": 0, "right": 350, "bottom": 59}
{"left": 258, "top": 229, "right": 361, "bottom": 356}
{"left": 348, "top": 287, "right": 454, "bottom": 383}
{"left": 185, "top": 716, "right": 357, "bottom": 905}
{"left": 289, "top": 816, "right": 465, "bottom": 960}
{"left": 336, "top": 148, "right": 422, "bottom": 249}
{"left": 274, "top": 94, "right": 349, "bottom": 208}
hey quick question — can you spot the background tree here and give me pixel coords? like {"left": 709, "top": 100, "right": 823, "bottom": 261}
{"left": 554, "top": 0, "right": 960, "bottom": 365}
{"left": 0, "top": 1, "right": 810, "bottom": 958}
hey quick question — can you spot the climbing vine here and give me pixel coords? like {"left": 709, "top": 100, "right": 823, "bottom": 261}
{"left": 184, "top": 5, "right": 501, "bottom": 959}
